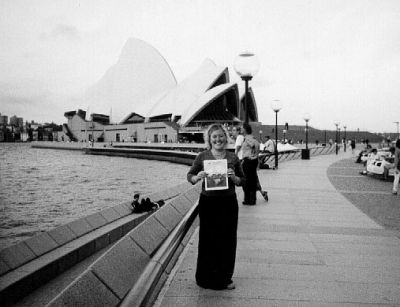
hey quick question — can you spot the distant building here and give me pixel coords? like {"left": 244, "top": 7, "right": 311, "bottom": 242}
{"left": 9, "top": 115, "right": 23, "bottom": 127}
{"left": 0, "top": 114, "right": 8, "bottom": 126}
{"left": 64, "top": 38, "right": 258, "bottom": 143}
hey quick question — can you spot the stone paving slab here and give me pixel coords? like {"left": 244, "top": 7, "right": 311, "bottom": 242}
{"left": 154, "top": 152, "right": 400, "bottom": 306}
{"left": 165, "top": 278, "right": 400, "bottom": 305}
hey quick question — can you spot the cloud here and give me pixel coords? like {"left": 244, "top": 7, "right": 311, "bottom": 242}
{"left": 40, "top": 24, "right": 80, "bottom": 41}
{"left": 0, "top": 81, "right": 65, "bottom": 123}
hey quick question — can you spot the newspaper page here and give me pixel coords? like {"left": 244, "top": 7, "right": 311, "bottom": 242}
{"left": 204, "top": 159, "right": 228, "bottom": 191}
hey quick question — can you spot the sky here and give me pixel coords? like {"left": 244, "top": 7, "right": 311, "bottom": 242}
{"left": 1, "top": 0, "right": 399, "bottom": 133}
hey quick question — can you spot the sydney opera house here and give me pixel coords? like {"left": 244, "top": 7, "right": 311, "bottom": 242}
{"left": 63, "top": 38, "right": 259, "bottom": 143}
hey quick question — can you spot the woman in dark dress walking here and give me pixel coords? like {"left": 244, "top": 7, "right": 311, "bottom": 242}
{"left": 187, "top": 124, "right": 245, "bottom": 290}
{"left": 241, "top": 123, "right": 268, "bottom": 205}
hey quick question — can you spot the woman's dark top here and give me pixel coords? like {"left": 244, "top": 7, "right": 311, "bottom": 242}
{"left": 187, "top": 150, "right": 245, "bottom": 196}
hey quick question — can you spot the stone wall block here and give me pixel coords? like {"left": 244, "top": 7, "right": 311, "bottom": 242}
{"left": 153, "top": 204, "right": 182, "bottom": 232}
{"left": 77, "top": 241, "right": 96, "bottom": 262}
{"left": 108, "top": 226, "right": 123, "bottom": 244}
{"left": 56, "top": 247, "right": 78, "bottom": 274}
{"left": 66, "top": 218, "right": 93, "bottom": 237}
{"left": 169, "top": 195, "right": 193, "bottom": 216}
{"left": 91, "top": 237, "right": 150, "bottom": 300}
{"left": 94, "top": 233, "right": 110, "bottom": 252}
{"left": 100, "top": 207, "right": 121, "bottom": 223}
{"left": 0, "top": 241, "right": 36, "bottom": 269}
{"left": 129, "top": 216, "right": 169, "bottom": 256}
{"left": 31, "top": 260, "right": 59, "bottom": 290}
{"left": 122, "top": 218, "right": 139, "bottom": 235}
{"left": 0, "top": 259, "right": 11, "bottom": 276}
{"left": 168, "top": 185, "right": 183, "bottom": 198}
{"left": 0, "top": 268, "right": 34, "bottom": 305}
{"left": 183, "top": 186, "right": 201, "bottom": 204}
{"left": 113, "top": 203, "right": 132, "bottom": 217}
{"left": 178, "top": 181, "right": 192, "bottom": 191}
{"left": 85, "top": 212, "right": 108, "bottom": 230}
{"left": 24, "top": 232, "right": 59, "bottom": 257}
{"left": 48, "top": 225, "right": 77, "bottom": 246}
{"left": 47, "top": 271, "right": 120, "bottom": 307}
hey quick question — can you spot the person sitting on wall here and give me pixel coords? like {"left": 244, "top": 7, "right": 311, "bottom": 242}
{"left": 131, "top": 194, "right": 165, "bottom": 213}
{"left": 383, "top": 147, "right": 396, "bottom": 180}
{"left": 263, "top": 135, "right": 275, "bottom": 154}
{"left": 360, "top": 148, "right": 378, "bottom": 175}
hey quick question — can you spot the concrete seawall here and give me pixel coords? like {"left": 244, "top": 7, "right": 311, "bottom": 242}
{"left": 0, "top": 142, "right": 338, "bottom": 306}
{"left": 0, "top": 180, "right": 197, "bottom": 305}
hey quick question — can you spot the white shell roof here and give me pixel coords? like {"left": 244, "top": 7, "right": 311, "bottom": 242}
{"left": 83, "top": 38, "right": 177, "bottom": 122}
{"left": 82, "top": 38, "right": 258, "bottom": 125}
{"left": 146, "top": 59, "right": 228, "bottom": 120}
{"left": 181, "top": 83, "right": 239, "bottom": 126}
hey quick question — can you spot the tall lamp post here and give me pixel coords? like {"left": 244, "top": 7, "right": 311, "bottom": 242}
{"left": 271, "top": 99, "right": 282, "bottom": 169}
{"left": 234, "top": 52, "right": 260, "bottom": 124}
{"left": 302, "top": 113, "right": 311, "bottom": 159}
{"left": 334, "top": 121, "right": 340, "bottom": 155}
{"left": 394, "top": 121, "right": 399, "bottom": 140}
{"left": 343, "top": 125, "right": 347, "bottom": 152}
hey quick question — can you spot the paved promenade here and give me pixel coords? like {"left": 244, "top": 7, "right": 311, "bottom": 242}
{"left": 155, "top": 152, "right": 400, "bottom": 306}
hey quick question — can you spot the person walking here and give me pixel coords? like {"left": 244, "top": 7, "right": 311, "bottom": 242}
{"left": 187, "top": 123, "right": 244, "bottom": 290}
{"left": 351, "top": 139, "right": 356, "bottom": 154}
{"left": 392, "top": 139, "right": 400, "bottom": 195}
{"left": 241, "top": 123, "right": 268, "bottom": 205}
{"left": 232, "top": 126, "right": 244, "bottom": 161}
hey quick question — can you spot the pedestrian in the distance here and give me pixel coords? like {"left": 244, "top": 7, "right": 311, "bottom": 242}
{"left": 351, "top": 139, "right": 356, "bottom": 154}
{"left": 241, "top": 123, "right": 268, "bottom": 205}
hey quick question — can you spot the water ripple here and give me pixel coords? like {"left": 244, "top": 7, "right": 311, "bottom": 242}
{"left": 0, "top": 143, "right": 188, "bottom": 249}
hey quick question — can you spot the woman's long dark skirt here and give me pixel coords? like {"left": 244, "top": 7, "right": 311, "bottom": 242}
{"left": 195, "top": 193, "right": 238, "bottom": 290}
{"left": 242, "top": 158, "right": 259, "bottom": 205}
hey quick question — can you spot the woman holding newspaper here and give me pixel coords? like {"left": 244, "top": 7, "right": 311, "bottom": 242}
{"left": 187, "top": 124, "right": 245, "bottom": 290}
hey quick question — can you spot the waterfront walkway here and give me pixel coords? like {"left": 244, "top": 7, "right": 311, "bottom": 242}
{"left": 154, "top": 152, "right": 400, "bottom": 306}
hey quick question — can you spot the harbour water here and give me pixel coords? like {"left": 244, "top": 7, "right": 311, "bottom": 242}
{"left": 0, "top": 143, "right": 189, "bottom": 249}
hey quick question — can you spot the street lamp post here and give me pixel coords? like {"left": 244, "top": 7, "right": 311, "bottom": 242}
{"left": 343, "top": 125, "right": 347, "bottom": 152}
{"left": 234, "top": 52, "right": 260, "bottom": 124}
{"left": 334, "top": 121, "right": 340, "bottom": 155}
{"left": 259, "top": 129, "right": 263, "bottom": 142}
{"left": 271, "top": 99, "right": 282, "bottom": 169}
{"left": 302, "top": 113, "right": 311, "bottom": 160}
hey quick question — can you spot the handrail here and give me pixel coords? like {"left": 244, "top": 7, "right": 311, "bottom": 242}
{"left": 120, "top": 200, "right": 200, "bottom": 307}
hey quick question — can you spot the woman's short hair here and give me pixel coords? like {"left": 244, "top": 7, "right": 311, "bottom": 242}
{"left": 204, "top": 124, "right": 229, "bottom": 149}
{"left": 396, "top": 139, "right": 400, "bottom": 149}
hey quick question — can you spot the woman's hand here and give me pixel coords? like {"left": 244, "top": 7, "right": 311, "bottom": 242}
{"left": 192, "top": 171, "right": 207, "bottom": 184}
{"left": 228, "top": 168, "right": 240, "bottom": 185}
{"left": 197, "top": 171, "right": 207, "bottom": 179}
{"left": 227, "top": 168, "right": 235, "bottom": 178}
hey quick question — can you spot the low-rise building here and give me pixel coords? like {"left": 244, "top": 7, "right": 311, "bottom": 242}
{"left": 63, "top": 39, "right": 258, "bottom": 143}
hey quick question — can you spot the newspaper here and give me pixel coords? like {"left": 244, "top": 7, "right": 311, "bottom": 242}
{"left": 204, "top": 159, "right": 228, "bottom": 191}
